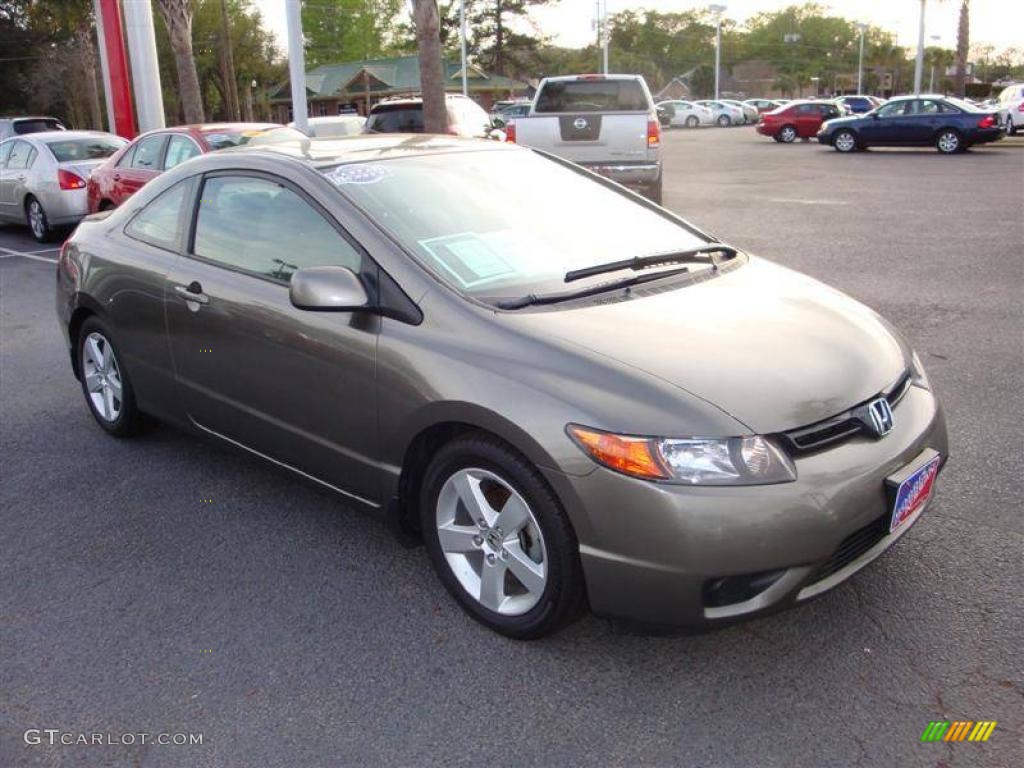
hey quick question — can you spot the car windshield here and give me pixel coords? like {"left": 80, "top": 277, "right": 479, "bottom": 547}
{"left": 46, "top": 136, "right": 126, "bottom": 161}
{"left": 323, "top": 149, "right": 710, "bottom": 302}
{"left": 943, "top": 97, "right": 982, "bottom": 113}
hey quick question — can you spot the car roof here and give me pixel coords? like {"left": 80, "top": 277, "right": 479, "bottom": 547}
{"left": 219, "top": 134, "right": 515, "bottom": 168}
{"left": 4, "top": 129, "right": 118, "bottom": 143}
{"left": 542, "top": 74, "right": 642, "bottom": 83}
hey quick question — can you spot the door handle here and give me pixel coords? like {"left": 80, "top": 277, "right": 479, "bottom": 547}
{"left": 113, "top": 173, "right": 121, "bottom": 181}
{"left": 174, "top": 282, "right": 209, "bottom": 305}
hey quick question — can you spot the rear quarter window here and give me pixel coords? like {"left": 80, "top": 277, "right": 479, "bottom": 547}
{"left": 535, "top": 79, "right": 648, "bottom": 113}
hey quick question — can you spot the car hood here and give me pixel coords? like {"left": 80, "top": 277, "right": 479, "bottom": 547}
{"left": 505, "top": 256, "right": 908, "bottom": 435}
{"left": 822, "top": 114, "right": 868, "bottom": 130}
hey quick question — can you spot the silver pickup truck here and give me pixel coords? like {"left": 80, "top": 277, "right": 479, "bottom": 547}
{"left": 507, "top": 74, "right": 663, "bottom": 203}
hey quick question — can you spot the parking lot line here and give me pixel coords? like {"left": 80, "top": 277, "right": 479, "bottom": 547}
{"left": 0, "top": 246, "right": 59, "bottom": 264}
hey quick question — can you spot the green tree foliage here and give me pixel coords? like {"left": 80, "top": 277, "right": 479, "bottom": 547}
{"left": 300, "top": 0, "right": 405, "bottom": 68}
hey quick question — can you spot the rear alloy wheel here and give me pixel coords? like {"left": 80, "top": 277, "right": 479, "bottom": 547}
{"left": 779, "top": 125, "right": 798, "bottom": 143}
{"left": 421, "top": 436, "right": 584, "bottom": 639}
{"left": 25, "top": 196, "right": 55, "bottom": 243}
{"left": 833, "top": 130, "right": 858, "bottom": 153}
{"left": 686, "top": 115, "right": 699, "bottom": 128}
{"left": 717, "top": 114, "right": 731, "bottom": 127}
{"left": 77, "top": 318, "right": 148, "bottom": 437}
{"left": 936, "top": 129, "right": 961, "bottom": 154}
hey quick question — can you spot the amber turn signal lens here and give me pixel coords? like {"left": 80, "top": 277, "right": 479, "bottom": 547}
{"left": 567, "top": 425, "right": 669, "bottom": 480}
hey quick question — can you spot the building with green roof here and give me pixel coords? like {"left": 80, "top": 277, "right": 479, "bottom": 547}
{"left": 270, "top": 55, "right": 528, "bottom": 121}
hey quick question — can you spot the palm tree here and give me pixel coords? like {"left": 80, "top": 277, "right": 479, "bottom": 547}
{"left": 412, "top": 0, "right": 447, "bottom": 133}
{"left": 155, "top": 0, "right": 205, "bottom": 123}
{"left": 954, "top": 0, "right": 969, "bottom": 97}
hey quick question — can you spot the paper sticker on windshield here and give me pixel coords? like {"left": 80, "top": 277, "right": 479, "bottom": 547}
{"left": 326, "top": 164, "right": 392, "bottom": 186}
{"left": 419, "top": 233, "right": 516, "bottom": 288}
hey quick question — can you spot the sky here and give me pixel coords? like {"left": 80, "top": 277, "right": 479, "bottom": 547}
{"left": 252, "top": 0, "right": 1023, "bottom": 54}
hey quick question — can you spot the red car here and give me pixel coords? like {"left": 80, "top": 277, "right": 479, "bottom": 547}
{"left": 87, "top": 123, "right": 302, "bottom": 212}
{"left": 756, "top": 101, "right": 844, "bottom": 143}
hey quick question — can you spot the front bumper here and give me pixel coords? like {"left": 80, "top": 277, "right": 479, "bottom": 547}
{"left": 542, "top": 385, "right": 948, "bottom": 628}
{"left": 581, "top": 162, "right": 660, "bottom": 188}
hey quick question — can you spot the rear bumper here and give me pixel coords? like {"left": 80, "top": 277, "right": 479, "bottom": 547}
{"left": 40, "top": 188, "right": 88, "bottom": 226}
{"left": 580, "top": 162, "right": 660, "bottom": 188}
{"left": 969, "top": 127, "right": 1004, "bottom": 145}
{"left": 541, "top": 385, "right": 948, "bottom": 629}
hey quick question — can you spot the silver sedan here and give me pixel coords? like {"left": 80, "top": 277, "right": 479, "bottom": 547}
{"left": 0, "top": 130, "right": 127, "bottom": 242}
{"left": 657, "top": 100, "right": 715, "bottom": 128}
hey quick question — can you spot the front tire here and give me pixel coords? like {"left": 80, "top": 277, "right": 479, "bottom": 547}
{"left": 420, "top": 435, "right": 585, "bottom": 639}
{"left": 833, "top": 129, "right": 858, "bottom": 153}
{"left": 936, "top": 129, "right": 962, "bottom": 154}
{"left": 686, "top": 115, "right": 698, "bottom": 128}
{"left": 77, "top": 317, "right": 148, "bottom": 437}
{"left": 25, "top": 196, "right": 57, "bottom": 243}
{"left": 779, "top": 125, "right": 797, "bottom": 143}
{"left": 717, "top": 114, "right": 731, "bottom": 127}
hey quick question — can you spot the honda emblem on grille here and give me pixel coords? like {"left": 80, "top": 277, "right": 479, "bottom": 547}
{"left": 866, "top": 397, "right": 895, "bottom": 437}
{"left": 574, "top": 117, "right": 588, "bottom": 130}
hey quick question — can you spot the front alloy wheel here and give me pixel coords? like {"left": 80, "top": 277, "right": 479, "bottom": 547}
{"left": 717, "top": 114, "right": 731, "bottom": 127}
{"left": 435, "top": 468, "right": 548, "bottom": 616}
{"left": 834, "top": 130, "right": 857, "bottom": 153}
{"left": 420, "top": 436, "right": 585, "bottom": 639}
{"left": 779, "top": 125, "right": 797, "bottom": 143}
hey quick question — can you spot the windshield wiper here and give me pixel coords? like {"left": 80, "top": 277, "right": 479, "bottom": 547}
{"left": 563, "top": 244, "right": 738, "bottom": 283}
{"left": 496, "top": 265, "right": 693, "bottom": 310}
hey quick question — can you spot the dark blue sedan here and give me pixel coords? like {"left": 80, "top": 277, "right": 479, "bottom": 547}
{"left": 817, "top": 95, "right": 1004, "bottom": 154}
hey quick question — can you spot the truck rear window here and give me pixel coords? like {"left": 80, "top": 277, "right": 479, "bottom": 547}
{"left": 534, "top": 80, "right": 648, "bottom": 113}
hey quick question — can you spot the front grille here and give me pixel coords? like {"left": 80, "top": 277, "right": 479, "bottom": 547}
{"left": 807, "top": 513, "right": 889, "bottom": 584}
{"left": 778, "top": 370, "right": 912, "bottom": 454}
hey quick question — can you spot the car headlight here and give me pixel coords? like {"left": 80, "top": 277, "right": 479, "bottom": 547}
{"left": 910, "top": 350, "right": 931, "bottom": 390}
{"left": 567, "top": 425, "right": 796, "bottom": 485}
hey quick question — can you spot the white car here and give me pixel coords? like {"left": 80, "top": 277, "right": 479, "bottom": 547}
{"left": 694, "top": 100, "right": 745, "bottom": 127}
{"left": 289, "top": 115, "right": 366, "bottom": 138}
{"left": 656, "top": 100, "right": 714, "bottom": 128}
{"left": 721, "top": 99, "right": 759, "bottom": 124}
{"left": 995, "top": 83, "right": 1023, "bottom": 135}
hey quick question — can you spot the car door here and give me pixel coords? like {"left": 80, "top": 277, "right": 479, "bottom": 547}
{"left": 860, "top": 100, "right": 909, "bottom": 144}
{"left": 112, "top": 133, "right": 167, "bottom": 204}
{"left": 0, "top": 140, "right": 14, "bottom": 221}
{"left": 0, "top": 140, "right": 36, "bottom": 221}
{"left": 904, "top": 98, "right": 944, "bottom": 143}
{"left": 793, "top": 104, "right": 819, "bottom": 136}
{"left": 164, "top": 171, "right": 380, "bottom": 504}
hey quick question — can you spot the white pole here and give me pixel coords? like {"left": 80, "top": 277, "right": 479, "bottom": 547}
{"left": 92, "top": 0, "right": 116, "bottom": 133}
{"left": 913, "top": 0, "right": 926, "bottom": 95}
{"left": 857, "top": 24, "right": 865, "bottom": 93}
{"left": 121, "top": 0, "right": 165, "bottom": 131}
{"left": 601, "top": 0, "right": 609, "bottom": 75}
{"left": 286, "top": 0, "right": 309, "bottom": 133}
{"left": 714, "top": 17, "right": 721, "bottom": 99}
{"left": 460, "top": 0, "right": 468, "bottom": 96}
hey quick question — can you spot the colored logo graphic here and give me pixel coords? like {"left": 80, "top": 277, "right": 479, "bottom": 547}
{"left": 921, "top": 721, "right": 997, "bottom": 742}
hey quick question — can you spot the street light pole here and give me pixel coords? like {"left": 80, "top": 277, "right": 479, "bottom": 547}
{"left": 601, "top": 0, "right": 609, "bottom": 75}
{"left": 928, "top": 34, "right": 940, "bottom": 93}
{"left": 913, "top": 0, "right": 927, "bottom": 95}
{"left": 709, "top": 4, "right": 726, "bottom": 100}
{"left": 856, "top": 23, "right": 867, "bottom": 94}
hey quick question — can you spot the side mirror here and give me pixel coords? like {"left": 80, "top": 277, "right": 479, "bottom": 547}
{"left": 289, "top": 266, "right": 369, "bottom": 312}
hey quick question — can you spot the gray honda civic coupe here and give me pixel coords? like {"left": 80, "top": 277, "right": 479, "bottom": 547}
{"left": 56, "top": 135, "right": 948, "bottom": 638}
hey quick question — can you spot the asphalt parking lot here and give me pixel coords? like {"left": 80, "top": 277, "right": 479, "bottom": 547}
{"left": 2, "top": 127, "right": 1022, "bottom": 768}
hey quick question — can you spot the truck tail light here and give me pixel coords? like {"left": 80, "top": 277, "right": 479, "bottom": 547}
{"left": 1017, "top": 102, "right": 1024, "bottom": 112}
{"left": 58, "top": 169, "right": 86, "bottom": 190}
{"left": 505, "top": 121, "right": 516, "bottom": 143}
{"left": 977, "top": 115, "right": 995, "bottom": 129}
{"left": 647, "top": 118, "right": 660, "bottom": 148}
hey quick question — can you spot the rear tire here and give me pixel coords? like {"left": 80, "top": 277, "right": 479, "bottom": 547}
{"left": 645, "top": 172, "right": 663, "bottom": 205}
{"left": 1006, "top": 114, "right": 1016, "bottom": 136}
{"left": 77, "top": 317, "right": 149, "bottom": 437}
{"left": 419, "top": 435, "right": 585, "bottom": 639}
{"left": 686, "top": 115, "right": 698, "bottom": 128}
{"left": 25, "top": 196, "right": 57, "bottom": 243}
{"left": 717, "top": 114, "right": 731, "bottom": 127}
{"left": 936, "top": 129, "right": 962, "bottom": 154}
